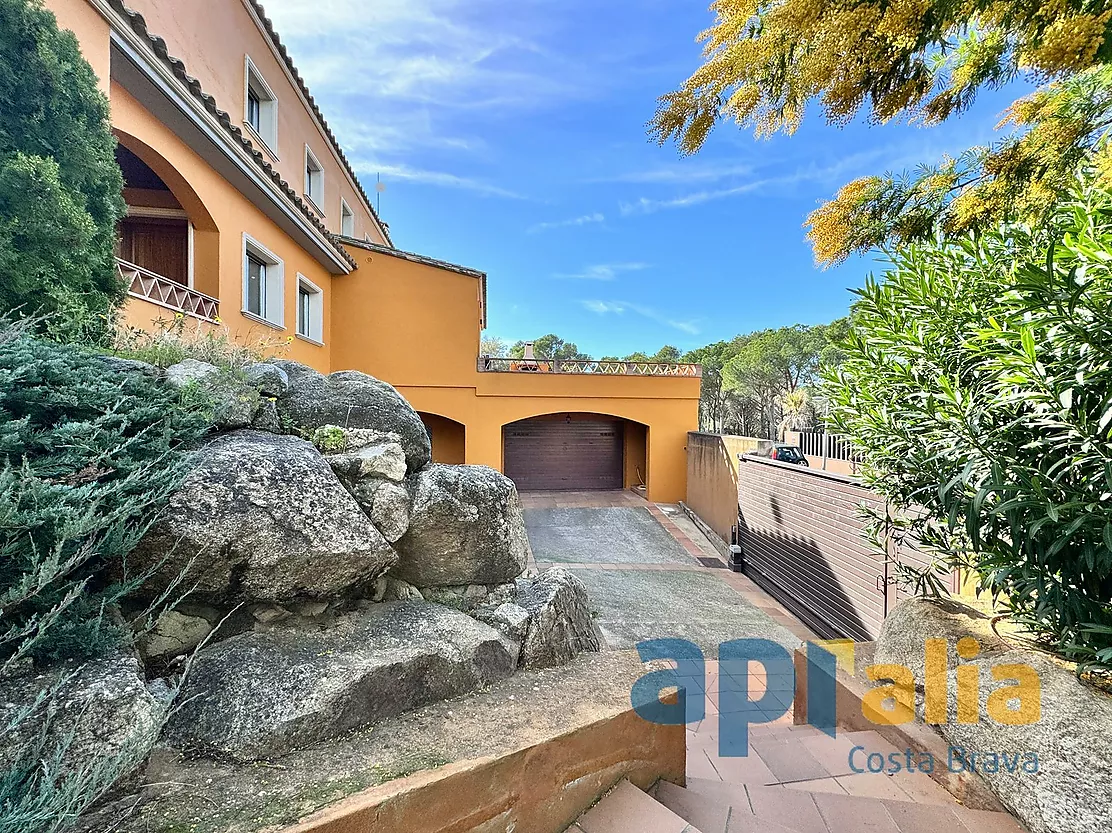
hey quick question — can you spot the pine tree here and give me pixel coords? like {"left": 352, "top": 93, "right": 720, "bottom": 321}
{"left": 0, "top": 0, "right": 126, "bottom": 340}
{"left": 652, "top": 1, "right": 1112, "bottom": 264}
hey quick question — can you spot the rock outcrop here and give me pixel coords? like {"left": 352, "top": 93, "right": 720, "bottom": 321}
{"left": 130, "top": 430, "right": 396, "bottom": 604}
{"left": 394, "top": 465, "right": 530, "bottom": 587}
{"left": 139, "top": 610, "right": 213, "bottom": 661}
{"left": 164, "top": 359, "right": 260, "bottom": 429}
{"left": 516, "top": 568, "right": 603, "bottom": 670}
{"left": 82, "top": 357, "right": 607, "bottom": 769}
{"left": 165, "top": 601, "right": 518, "bottom": 761}
{"left": 876, "top": 597, "right": 1112, "bottom": 833}
{"left": 273, "top": 362, "right": 431, "bottom": 471}
{"left": 0, "top": 653, "right": 166, "bottom": 776}
{"left": 243, "top": 362, "right": 288, "bottom": 397}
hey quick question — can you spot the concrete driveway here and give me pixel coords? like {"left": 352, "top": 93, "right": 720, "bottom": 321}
{"left": 520, "top": 491, "right": 809, "bottom": 659}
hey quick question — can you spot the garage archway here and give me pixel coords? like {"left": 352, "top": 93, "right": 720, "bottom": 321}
{"left": 502, "top": 413, "right": 647, "bottom": 492}
{"left": 418, "top": 412, "right": 466, "bottom": 464}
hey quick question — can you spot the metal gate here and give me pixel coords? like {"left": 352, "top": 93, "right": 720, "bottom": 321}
{"left": 735, "top": 455, "right": 932, "bottom": 640}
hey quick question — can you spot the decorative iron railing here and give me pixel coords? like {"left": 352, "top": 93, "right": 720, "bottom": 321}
{"left": 478, "top": 357, "right": 702, "bottom": 377}
{"left": 120, "top": 259, "right": 219, "bottom": 323}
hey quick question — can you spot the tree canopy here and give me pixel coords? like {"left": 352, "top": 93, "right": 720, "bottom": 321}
{"left": 651, "top": 0, "right": 1112, "bottom": 264}
{"left": 675, "top": 321, "right": 847, "bottom": 438}
{"left": 493, "top": 326, "right": 845, "bottom": 438}
{"left": 0, "top": 0, "right": 125, "bottom": 340}
{"left": 509, "top": 334, "right": 590, "bottom": 361}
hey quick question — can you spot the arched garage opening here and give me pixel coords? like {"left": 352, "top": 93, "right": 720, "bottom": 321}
{"left": 418, "top": 412, "right": 466, "bottom": 464}
{"left": 503, "top": 413, "right": 648, "bottom": 492}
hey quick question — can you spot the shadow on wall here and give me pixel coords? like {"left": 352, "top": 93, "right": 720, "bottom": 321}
{"left": 418, "top": 412, "right": 465, "bottom": 464}
{"left": 736, "top": 521, "right": 880, "bottom": 642}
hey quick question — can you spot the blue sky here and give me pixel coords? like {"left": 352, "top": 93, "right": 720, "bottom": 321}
{"left": 265, "top": 0, "right": 1032, "bottom": 358}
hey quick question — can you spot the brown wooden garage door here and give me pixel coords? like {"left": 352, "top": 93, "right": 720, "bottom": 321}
{"left": 504, "top": 418, "right": 624, "bottom": 491}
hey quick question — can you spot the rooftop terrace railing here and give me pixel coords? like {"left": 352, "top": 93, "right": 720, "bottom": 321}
{"left": 478, "top": 357, "right": 702, "bottom": 377}
{"left": 120, "top": 259, "right": 220, "bottom": 323}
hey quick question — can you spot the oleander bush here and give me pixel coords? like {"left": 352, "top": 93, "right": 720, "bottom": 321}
{"left": 826, "top": 169, "right": 1112, "bottom": 674}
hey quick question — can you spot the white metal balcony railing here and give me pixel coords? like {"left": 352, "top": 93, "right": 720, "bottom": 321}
{"left": 478, "top": 356, "right": 702, "bottom": 377}
{"left": 120, "top": 258, "right": 219, "bottom": 323}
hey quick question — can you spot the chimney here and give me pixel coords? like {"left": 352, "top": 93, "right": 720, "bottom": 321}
{"left": 523, "top": 341, "right": 537, "bottom": 361}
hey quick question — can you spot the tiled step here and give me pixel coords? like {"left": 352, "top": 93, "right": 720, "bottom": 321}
{"left": 679, "top": 777, "right": 1027, "bottom": 833}
{"left": 653, "top": 780, "right": 798, "bottom": 833}
{"left": 685, "top": 721, "right": 1027, "bottom": 831}
{"left": 570, "top": 779, "right": 703, "bottom": 833}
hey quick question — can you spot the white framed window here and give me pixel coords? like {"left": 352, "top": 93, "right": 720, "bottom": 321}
{"left": 340, "top": 199, "right": 354, "bottom": 237}
{"left": 296, "top": 275, "right": 324, "bottom": 343}
{"left": 304, "top": 146, "right": 324, "bottom": 211}
{"left": 244, "top": 56, "right": 278, "bottom": 154}
{"left": 242, "top": 235, "right": 284, "bottom": 327}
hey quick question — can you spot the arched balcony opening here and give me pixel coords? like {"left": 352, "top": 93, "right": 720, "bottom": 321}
{"left": 113, "top": 131, "right": 220, "bottom": 321}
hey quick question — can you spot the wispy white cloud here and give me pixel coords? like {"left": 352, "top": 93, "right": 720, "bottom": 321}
{"left": 580, "top": 300, "right": 701, "bottom": 335}
{"left": 260, "top": 0, "right": 602, "bottom": 201}
{"left": 554, "top": 262, "right": 649, "bottom": 281}
{"left": 616, "top": 138, "right": 999, "bottom": 217}
{"left": 353, "top": 162, "right": 524, "bottom": 199}
{"left": 594, "top": 163, "right": 754, "bottom": 185}
{"left": 528, "top": 212, "right": 606, "bottom": 233}
{"left": 619, "top": 183, "right": 762, "bottom": 216}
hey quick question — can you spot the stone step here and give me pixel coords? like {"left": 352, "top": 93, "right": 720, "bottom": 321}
{"left": 680, "top": 777, "right": 1027, "bottom": 833}
{"left": 690, "top": 723, "right": 966, "bottom": 805}
{"left": 571, "top": 779, "right": 702, "bottom": 833}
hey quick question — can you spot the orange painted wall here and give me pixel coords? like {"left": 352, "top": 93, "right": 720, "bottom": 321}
{"left": 110, "top": 84, "right": 332, "bottom": 370}
{"left": 118, "top": 0, "right": 386, "bottom": 244}
{"left": 330, "top": 248, "right": 700, "bottom": 502}
{"left": 419, "top": 413, "right": 467, "bottom": 465}
{"left": 625, "top": 422, "right": 648, "bottom": 491}
{"left": 331, "top": 247, "right": 481, "bottom": 385}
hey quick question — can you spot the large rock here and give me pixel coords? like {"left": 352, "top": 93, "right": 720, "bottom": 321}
{"left": 876, "top": 597, "right": 1112, "bottom": 833}
{"left": 139, "top": 610, "right": 213, "bottom": 661}
{"left": 244, "top": 362, "right": 289, "bottom": 397}
{"left": 516, "top": 567, "right": 603, "bottom": 670}
{"left": 97, "top": 355, "right": 161, "bottom": 378}
{"left": 272, "top": 361, "right": 431, "bottom": 471}
{"left": 367, "top": 480, "right": 411, "bottom": 543}
{"left": 164, "top": 359, "right": 259, "bottom": 429}
{"left": 130, "top": 430, "right": 396, "bottom": 604}
{"left": 164, "top": 358, "right": 220, "bottom": 388}
{"left": 0, "top": 654, "right": 166, "bottom": 777}
{"left": 164, "top": 601, "right": 518, "bottom": 761}
{"left": 325, "top": 437, "right": 408, "bottom": 483}
{"left": 393, "top": 465, "right": 530, "bottom": 587}
{"left": 474, "top": 602, "right": 531, "bottom": 644}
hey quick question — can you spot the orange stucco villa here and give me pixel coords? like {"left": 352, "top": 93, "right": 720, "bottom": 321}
{"left": 46, "top": 0, "right": 701, "bottom": 502}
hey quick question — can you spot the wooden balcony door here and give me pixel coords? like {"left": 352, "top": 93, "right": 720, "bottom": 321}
{"left": 116, "top": 216, "right": 189, "bottom": 286}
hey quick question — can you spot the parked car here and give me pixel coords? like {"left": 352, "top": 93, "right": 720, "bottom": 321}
{"left": 766, "top": 443, "right": 809, "bottom": 465}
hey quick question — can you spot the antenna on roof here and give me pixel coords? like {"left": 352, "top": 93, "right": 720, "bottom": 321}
{"left": 376, "top": 173, "right": 386, "bottom": 217}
